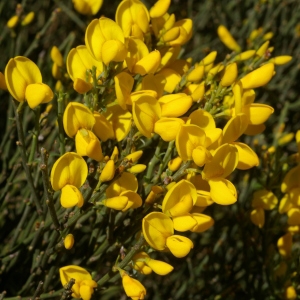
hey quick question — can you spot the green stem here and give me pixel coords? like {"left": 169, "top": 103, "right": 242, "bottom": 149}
{"left": 40, "top": 148, "right": 61, "bottom": 230}
{"left": 4, "top": 289, "right": 64, "bottom": 300}
{"left": 97, "top": 235, "right": 145, "bottom": 286}
{"left": 12, "top": 100, "right": 42, "bottom": 214}
{"left": 57, "top": 92, "right": 66, "bottom": 155}
{"left": 31, "top": 281, "right": 44, "bottom": 300}
{"left": 28, "top": 106, "right": 40, "bottom": 163}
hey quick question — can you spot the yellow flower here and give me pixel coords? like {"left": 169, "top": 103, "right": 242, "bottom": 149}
{"left": 116, "top": 0, "right": 150, "bottom": 39}
{"left": 114, "top": 72, "right": 134, "bottom": 109}
{"left": 132, "top": 94, "right": 161, "bottom": 138}
{"left": 64, "top": 234, "right": 75, "bottom": 250}
{"left": 103, "top": 103, "right": 132, "bottom": 141}
{"left": 5, "top": 56, "right": 53, "bottom": 109}
{"left": 50, "top": 152, "right": 88, "bottom": 208}
{"left": 158, "top": 93, "right": 193, "bottom": 118}
{"left": 75, "top": 128, "right": 104, "bottom": 161}
{"left": 7, "top": 15, "right": 19, "bottom": 28}
{"left": 240, "top": 63, "right": 274, "bottom": 89}
{"left": 284, "top": 286, "right": 297, "bottom": 300}
{"left": 250, "top": 208, "right": 265, "bottom": 228}
{"left": 149, "top": 0, "right": 171, "bottom": 18}
{"left": 72, "top": 0, "right": 103, "bottom": 15}
{"left": 21, "top": 12, "right": 35, "bottom": 26}
{"left": 132, "top": 50, "right": 161, "bottom": 75}
{"left": 120, "top": 270, "right": 146, "bottom": 300}
{"left": 67, "top": 46, "right": 103, "bottom": 94}
{"left": 162, "top": 180, "right": 197, "bottom": 217}
{"left": 106, "top": 172, "right": 138, "bottom": 198}
{"left": 93, "top": 112, "right": 115, "bottom": 142}
{"left": 176, "top": 124, "right": 212, "bottom": 167}
{"left": 85, "top": 17, "right": 127, "bottom": 65}
{"left": 168, "top": 156, "right": 182, "bottom": 172}
{"left": 220, "top": 63, "right": 238, "bottom": 86}
{"left": 217, "top": 25, "right": 241, "bottom": 52}
{"left": 156, "top": 67, "right": 181, "bottom": 93}
{"left": 59, "top": 265, "right": 97, "bottom": 300}
{"left": 63, "top": 102, "right": 95, "bottom": 138}
{"left": 100, "top": 160, "right": 115, "bottom": 182}
{"left": 277, "top": 232, "right": 293, "bottom": 257}
{"left": 154, "top": 118, "right": 185, "bottom": 141}
{"left": 51, "top": 46, "right": 63, "bottom": 67}
{"left": 132, "top": 252, "right": 174, "bottom": 275}
{"left": 165, "top": 235, "right": 194, "bottom": 258}
{"left": 252, "top": 189, "right": 278, "bottom": 210}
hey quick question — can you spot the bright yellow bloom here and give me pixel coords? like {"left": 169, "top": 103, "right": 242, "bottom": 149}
{"left": 64, "top": 234, "right": 75, "bottom": 250}
{"left": 51, "top": 46, "right": 63, "bottom": 67}
{"left": 240, "top": 63, "right": 274, "bottom": 89}
{"left": 150, "top": 0, "right": 171, "bottom": 18}
{"left": 142, "top": 74, "right": 166, "bottom": 98}
{"left": 85, "top": 17, "right": 127, "bottom": 65}
{"left": 59, "top": 265, "right": 97, "bottom": 300}
{"left": 256, "top": 41, "right": 269, "bottom": 57}
{"left": 116, "top": 0, "right": 150, "bottom": 39}
{"left": 252, "top": 189, "right": 278, "bottom": 210}
{"left": 102, "top": 103, "right": 132, "bottom": 141}
{"left": 21, "top": 12, "right": 35, "bottom": 26}
{"left": 165, "top": 235, "right": 194, "bottom": 258}
{"left": 114, "top": 72, "right": 134, "bottom": 109}
{"left": 277, "top": 232, "right": 293, "bottom": 257}
{"left": 102, "top": 196, "right": 129, "bottom": 210}
{"left": 72, "top": 0, "right": 103, "bottom": 15}
{"left": 5, "top": 56, "right": 53, "bottom": 109}
{"left": 106, "top": 172, "right": 138, "bottom": 198}
{"left": 100, "top": 160, "right": 115, "bottom": 182}
{"left": 284, "top": 286, "right": 297, "bottom": 300}
{"left": 156, "top": 67, "right": 181, "bottom": 93}
{"left": 269, "top": 55, "right": 292, "bottom": 65}
{"left": 132, "top": 50, "right": 161, "bottom": 75}
{"left": 168, "top": 156, "right": 182, "bottom": 172}
{"left": 63, "top": 102, "right": 95, "bottom": 138}
{"left": 187, "top": 64, "right": 205, "bottom": 82}
{"left": 67, "top": 46, "right": 103, "bottom": 94}
{"left": 75, "top": 128, "right": 104, "bottom": 161}
{"left": 125, "top": 150, "right": 143, "bottom": 163}
{"left": 220, "top": 63, "right": 238, "bottom": 86}
{"left": 7, "top": 15, "right": 19, "bottom": 28}
{"left": 217, "top": 25, "right": 241, "bottom": 52}
{"left": 162, "top": 180, "right": 197, "bottom": 217}
{"left": 120, "top": 270, "right": 146, "bottom": 300}
{"left": 93, "top": 112, "right": 115, "bottom": 142}
{"left": 127, "top": 164, "right": 147, "bottom": 173}
{"left": 50, "top": 152, "right": 88, "bottom": 208}
{"left": 132, "top": 94, "right": 161, "bottom": 138}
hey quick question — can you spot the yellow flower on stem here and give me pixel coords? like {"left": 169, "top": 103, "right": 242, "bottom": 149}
{"left": 64, "top": 234, "right": 75, "bottom": 250}
{"left": 176, "top": 124, "right": 212, "bottom": 167}
{"left": 50, "top": 152, "right": 88, "bottom": 208}
{"left": 93, "top": 112, "right": 115, "bottom": 142}
{"left": 154, "top": 117, "right": 185, "bottom": 141}
{"left": 277, "top": 232, "right": 293, "bottom": 257}
{"left": 132, "top": 252, "right": 174, "bottom": 275}
{"left": 132, "top": 94, "right": 161, "bottom": 138}
{"left": 5, "top": 56, "right": 53, "bottom": 109}
{"left": 150, "top": 0, "right": 170, "bottom": 18}
{"left": 114, "top": 72, "right": 134, "bottom": 109}
{"left": 162, "top": 179, "right": 197, "bottom": 217}
{"left": 116, "top": 0, "right": 150, "bottom": 39}
{"left": 66, "top": 46, "right": 103, "bottom": 94}
{"left": 85, "top": 17, "right": 127, "bottom": 65}
{"left": 59, "top": 265, "right": 97, "bottom": 300}
{"left": 252, "top": 189, "right": 278, "bottom": 210}
{"left": 119, "top": 269, "right": 146, "bottom": 300}
{"left": 217, "top": 25, "right": 241, "bottom": 52}
{"left": 142, "top": 212, "right": 193, "bottom": 257}
{"left": 72, "top": 0, "right": 103, "bottom": 15}
{"left": 132, "top": 50, "right": 161, "bottom": 76}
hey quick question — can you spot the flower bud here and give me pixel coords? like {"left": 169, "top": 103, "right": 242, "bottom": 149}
{"left": 64, "top": 234, "right": 75, "bottom": 250}
{"left": 100, "top": 160, "right": 115, "bottom": 182}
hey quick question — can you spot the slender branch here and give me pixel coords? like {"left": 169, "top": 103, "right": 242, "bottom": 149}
{"left": 40, "top": 148, "right": 61, "bottom": 230}
{"left": 12, "top": 99, "right": 42, "bottom": 214}
{"left": 32, "top": 281, "right": 44, "bottom": 300}
{"left": 57, "top": 93, "right": 66, "bottom": 155}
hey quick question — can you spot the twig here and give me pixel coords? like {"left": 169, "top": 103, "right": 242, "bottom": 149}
{"left": 12, "top": 99, "right": 42, "bottom": 214}
{"left": 31, "top": 281, "right": 44, "bottom": 300}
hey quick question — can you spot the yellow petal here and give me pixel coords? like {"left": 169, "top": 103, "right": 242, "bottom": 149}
{"left": 133, "top": 50, "right": 161, "bottom": 75}
{"left": 93, "top": 111, "right": 115, "bottom": 141}
{"left": 154, "top": 117, "right": 184, "bottom": 141}
{"left": 157, "top": 68, "right": 181, "bottom": 93}
{"left": 102, "top": 39, "right": 127, "bottom": 65}
{"left": 51, "top": 46, "right": 63, "bottom": 67}
{"left": 61, "top": 184, "right": 84, "bottom": 208}
{"left": 243, "top": 103, "right": 274, "bottom": 125}
{"left": 114, "top": 72, "right": 134, "bottom": 110}
{"left": 220, "top": 63, "right": 238, "bottom": 86}
{"left": 60, "top": 265, "right": 92, "bottom": 286}
{"left": 190, "top": 213, "right": 214, "bottom": 232}
{"left": 287, "top": 208, "right": 300, "bottom": 226}
{"left": 217, "top": 25, "right": 241, "bottom": 52}
{"left": 234, "top": 142, "right": 259, "bottom": 170}
{"left": 252, "top": 189, "right": 278, "bottom": 210}
{"left": 150, "top": 0, "right": 171, "bottom": 18}
{"left": 100, "top": 159, "right": 115, "bottom": 182}
{"left": 208, "top": 178, "right": 237, "bottom": 205}
{"left": 222, "top": 113, "right": 248, "bottom": 143}
{"left": 102, "top": 196, "right": 128, "bottom": 210}
{"left": 277, "top": 232, "right": 292, "bottom": 257}
{"left": 250, "top": 208, "right": 265, "bottom": 228}
{"left": 50, "top": 152, "right": 88, "bottom": 191}
{"left": 122, "top": 274, "right": 146, "bottom": 300}
{"left": 120, "top": 190, "right": 142, "bottom": 211}
{"left": 73, "top": 78, "right": 93, "bottom": 94}
{"left": 63, "top": 102, "right": 95, "bottom": 138}
{"left": 281, "top": 165, "right": 300, "bottom": 193}
{"left": 240, "top": 63, "right": 274, "bottom": 89}
{"left": 64, "top": 234, "right": 75, "bottom": 250}
{"left": 166, "top": 235, "right": 193, "bottom": 258}
{"left": 5, "top": 56, "right": 42, "bottom": 102}
{"left": 145, "top": 258, "right": 173, "bottom": 275}
{"left": 25, "top": 83, "right": 53, "bottom": 109}
{"left": 172, "top": 214, "right": 197, "bottom": 231}
{"left": 188, "top": 109, "right": 216, "bottom": 131}
{"left": 142, "top": 212, "right": 173, "bottom": 250}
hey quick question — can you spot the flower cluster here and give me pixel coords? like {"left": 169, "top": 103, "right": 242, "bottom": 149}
{"left": 1, "top": 0, "right": 294, "bottom": 299}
